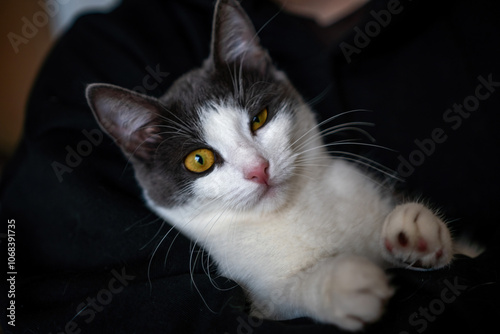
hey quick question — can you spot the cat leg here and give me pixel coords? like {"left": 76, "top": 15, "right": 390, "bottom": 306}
{"left": 382, "top": 203, "right": 453, "bottom": 269}
{"left": 265, "top": 255, "right": 394, "bottom": 331}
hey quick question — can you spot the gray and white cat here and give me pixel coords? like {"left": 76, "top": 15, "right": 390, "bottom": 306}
{"left": 86, "top": 0, "right": 453, "bottom": 330}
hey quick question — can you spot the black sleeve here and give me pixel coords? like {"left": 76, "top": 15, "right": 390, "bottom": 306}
{"left": 1, "top": 0, "right": 499, "bottom": 333}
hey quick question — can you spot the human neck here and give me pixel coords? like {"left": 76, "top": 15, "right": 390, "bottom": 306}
{"left": 273, "top": 0, "right": 370, "bottom": 26}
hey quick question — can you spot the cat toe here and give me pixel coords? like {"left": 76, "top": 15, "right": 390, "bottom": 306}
{"left": 313, "top": 256, "right": 394, "bottom": 330}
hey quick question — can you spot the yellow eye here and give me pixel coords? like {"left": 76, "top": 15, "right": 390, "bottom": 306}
{"left": 184, "top": 149, "right": 215, "bottom": 173}
{"left": 251, "top": 108, "right": 268, "bottom": 132}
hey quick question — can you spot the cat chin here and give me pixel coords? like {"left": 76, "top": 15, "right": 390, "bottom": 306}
{"left": 243, "top": 182, "right": 291, "bottom": 214}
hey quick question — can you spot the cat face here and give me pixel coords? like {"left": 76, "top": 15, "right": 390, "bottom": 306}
{"left": 168, "top": 78, "right": 307, "bottom": 213}
{"left": 86, "top": 0, "right": 320, "bottom": 213}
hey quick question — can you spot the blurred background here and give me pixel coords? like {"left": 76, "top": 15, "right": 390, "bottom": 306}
{"left": 0, "top": 0, "right": 121, "bottom": 174}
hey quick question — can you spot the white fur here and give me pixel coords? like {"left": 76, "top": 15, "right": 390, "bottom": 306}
{"left": 146, "top": 101, "right": 454, "bottom": 331}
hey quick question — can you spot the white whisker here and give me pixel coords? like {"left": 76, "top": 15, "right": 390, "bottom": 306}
{"left": 289, "top": 109, "right": 373, "bottom": 150}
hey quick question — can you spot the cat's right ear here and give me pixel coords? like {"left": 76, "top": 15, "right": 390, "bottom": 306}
{"left": 210, "top": 0, "right": 271, "bottom": 74}
{"left": 86, "top": 83, "right": 163, "bottom": 162}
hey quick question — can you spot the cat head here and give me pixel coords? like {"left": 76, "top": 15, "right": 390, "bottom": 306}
{"left": 86, "top": 0, "right": 321, "bottom": 213}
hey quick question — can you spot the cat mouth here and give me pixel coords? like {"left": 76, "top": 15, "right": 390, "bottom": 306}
{"left": 260, "top": 183, "right": 273, "bottom": 196}
{"left": 248, "top": 182, "right": 291, "bottom": 212}
{"left": 254, "top": 167, "right": 296, "bottom": 204}
{"left": 256, "top": 181, "right": 282, "bottom": 201}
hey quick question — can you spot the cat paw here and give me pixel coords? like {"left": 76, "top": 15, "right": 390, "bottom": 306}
{"left": 382, "top": 203, "right": 453, "bottom": 269}
{"left": 314, "top": 256, "right": 394, "bottom": 331}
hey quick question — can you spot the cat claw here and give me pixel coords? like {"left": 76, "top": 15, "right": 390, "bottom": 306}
{"left": 382, "top": 203, "right": 453, "bottom": 269}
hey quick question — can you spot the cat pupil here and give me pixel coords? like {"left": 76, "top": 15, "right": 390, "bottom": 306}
{"left": 195, "top": 155, "right": 204, "bottom": 165}
{"left": 251, "top": 109, "right": 268, "bottom": 132}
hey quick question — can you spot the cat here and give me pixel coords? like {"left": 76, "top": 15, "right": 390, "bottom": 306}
{"left": 85, "top": 0, "right": 454, "bottom": 330}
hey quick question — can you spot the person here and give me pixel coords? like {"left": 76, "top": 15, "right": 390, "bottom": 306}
{"left": 1, "top": 0, "right": 499, "bottom": 333}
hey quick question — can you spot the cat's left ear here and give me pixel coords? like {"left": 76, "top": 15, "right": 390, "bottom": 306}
{"left": 210, "top": 0, "right": 271, "bottom": 73}
{"left": 86, "top": 83, "right": 163, "bottom": 162}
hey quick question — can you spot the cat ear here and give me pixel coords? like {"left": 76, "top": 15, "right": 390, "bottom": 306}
{"left": 211, "top": 0, "right": 271, "bottom": 73}
{"left": 86, "top": 83, "right": 163, "bottom": 162}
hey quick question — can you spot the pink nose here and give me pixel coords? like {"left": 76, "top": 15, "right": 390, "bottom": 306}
{"left": 245, "top": 160, "right": 270, "bottom": 185}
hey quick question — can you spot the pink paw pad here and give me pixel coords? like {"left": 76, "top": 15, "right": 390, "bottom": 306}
{"left": 435, "top": 249, "right": 443, "bottom": 260}
{"left": 384, "top": 239, "right": 394, "bottom": 253}
{"left": 417, "top": 237, "right": 428, "bottom": 252}
{"left": 397, "top": 232, "right": 408, "bottom": 247}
